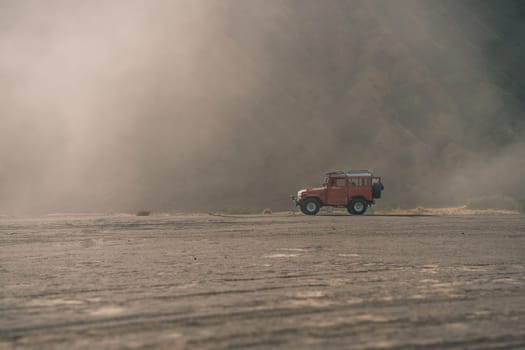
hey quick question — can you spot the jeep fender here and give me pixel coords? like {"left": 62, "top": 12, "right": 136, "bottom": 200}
{"left": 299, "top": 196, "right": 323, "bottom": 207}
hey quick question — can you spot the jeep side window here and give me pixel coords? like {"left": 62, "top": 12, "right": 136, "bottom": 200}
{"left": 335, "top": 178, "right": 346, "bottom": 187}
{"left": 350, "top": 177, "right": 367, "bottom": 186}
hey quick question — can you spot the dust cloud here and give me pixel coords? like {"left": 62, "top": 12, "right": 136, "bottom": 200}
{"left": 0, "top": 0, "right": 524, "bottom": 214}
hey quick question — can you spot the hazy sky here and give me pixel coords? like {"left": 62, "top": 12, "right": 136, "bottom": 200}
{"left": 1, "top": 0, "right": 524, "bottom": 214}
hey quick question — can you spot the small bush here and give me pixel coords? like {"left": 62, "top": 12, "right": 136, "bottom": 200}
{"left": 136, "top": 211, "right": 151, "bottom": 216}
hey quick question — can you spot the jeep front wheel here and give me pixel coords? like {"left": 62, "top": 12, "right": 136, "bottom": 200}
{"left": 300, "top": 198, "right": 320, "bottom": 215}
{"left": 348, "top": 198, "right": 367, "bottom": 215}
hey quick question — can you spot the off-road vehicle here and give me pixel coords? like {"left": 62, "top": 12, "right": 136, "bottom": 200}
{"left": 293, "top": 170, "right": 384, "bottom": 215}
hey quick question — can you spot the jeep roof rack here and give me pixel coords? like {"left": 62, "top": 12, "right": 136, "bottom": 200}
{"left": 326, "top": 170, "right": 372, "bottom": 176}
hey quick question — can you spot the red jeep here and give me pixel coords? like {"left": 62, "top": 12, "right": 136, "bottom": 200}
{"left": 293, "top": 170, "right": 384, "bottom": 215}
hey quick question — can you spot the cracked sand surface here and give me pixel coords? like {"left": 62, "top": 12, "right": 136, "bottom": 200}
{"left": 1, "top": 214, "right": 525, "bottom": 349}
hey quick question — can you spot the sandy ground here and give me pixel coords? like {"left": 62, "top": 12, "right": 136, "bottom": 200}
{"left": 1, "top": 213, "right": 525, "bottom": 349}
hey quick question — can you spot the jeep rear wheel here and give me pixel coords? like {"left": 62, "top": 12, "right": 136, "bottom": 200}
{"left": 300, "top": 198, "right": 320, "bottom": 215}
{"left": 348, "top": 198, "right": 367, "bottom": 215}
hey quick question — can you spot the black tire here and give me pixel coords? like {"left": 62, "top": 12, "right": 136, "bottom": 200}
{"left": 372, "top": 183, "right": 383, "bottom": 199}
{"left": 348, "top": 198, "right": 367, "bottom": 215}
{"left": 300, "top": 198, "right": 320, "bottom": 215}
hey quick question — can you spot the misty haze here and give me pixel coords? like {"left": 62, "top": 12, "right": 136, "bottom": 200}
{"left": 1, "top": 1, "right": 525, "bottom": 349}
{"left": 1, "top": 0, "right": 524, "bottom": 214}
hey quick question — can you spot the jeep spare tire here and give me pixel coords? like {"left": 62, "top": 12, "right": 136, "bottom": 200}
{"left": 372, "top": 183, "right": 383, "bottom": 199}
{"left": 300, "top": 198, "right": 320, "bottom": 215}
{"left": 348, "top": 198, "right": 367, "bottom": 215}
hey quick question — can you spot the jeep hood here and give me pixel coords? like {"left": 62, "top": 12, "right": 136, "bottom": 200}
{"left": 300, "top": 187, "right": 325, "bottom": 195}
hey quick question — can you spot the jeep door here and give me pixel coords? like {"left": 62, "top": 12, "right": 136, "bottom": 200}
{"left": 326, "top": 177, "right": 348, "bottom": 205}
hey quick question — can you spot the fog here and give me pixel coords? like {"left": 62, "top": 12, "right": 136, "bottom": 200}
{"left": 1, "top": 0, "right": 524, "bottom": 214}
